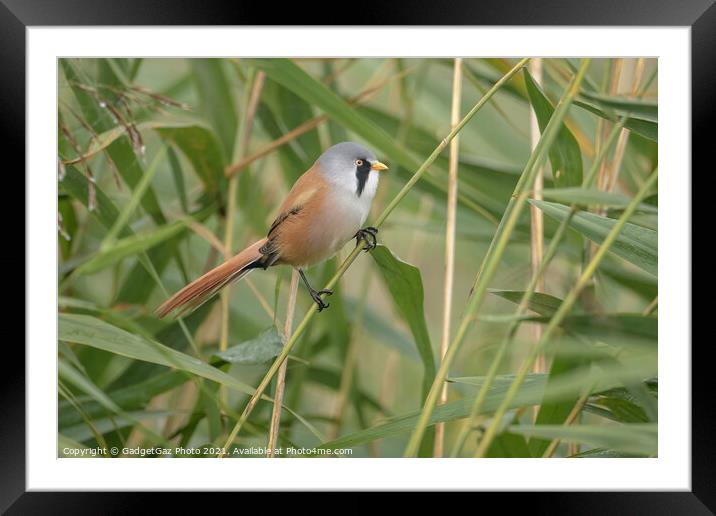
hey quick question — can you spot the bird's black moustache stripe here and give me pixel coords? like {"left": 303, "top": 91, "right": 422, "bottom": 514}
{"left": 355, "top": 159, "right": 372, "bottom": 197}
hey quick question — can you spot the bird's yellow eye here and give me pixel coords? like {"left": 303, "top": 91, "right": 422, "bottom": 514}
{"left": 355, "top": 159, "right": 364, "bottom": 167}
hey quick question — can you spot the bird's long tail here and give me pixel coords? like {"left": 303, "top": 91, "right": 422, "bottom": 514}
{"left": 155, "top": 238, "right": 268, "bottom": 318}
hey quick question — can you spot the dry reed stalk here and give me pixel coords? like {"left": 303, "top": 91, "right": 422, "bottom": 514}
{"left": 605, "top": 58, "right": 646, "bottom": 194}
{"left": 596, "top": 59, "right": 624, "bottom": 193}
{"left": 267, "top": 269, "right": 299, "bottom": 457}
{"left": 434, "top": 58, "right": 463, "bottom": 457}
{"left": 528, "top": 59, "right": 546, "bottom": 379}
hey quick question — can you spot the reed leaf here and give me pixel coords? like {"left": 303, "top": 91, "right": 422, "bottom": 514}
{"left": 524, "top": 68, "right": 583, "bottom": 187}
{"left": 509, "top": 423, "right": 657, "bottom": 456}
{"left": 531, "top": 200, "right": 657, "bottom": 277}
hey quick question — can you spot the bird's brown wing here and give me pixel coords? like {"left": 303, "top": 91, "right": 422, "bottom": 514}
{"left": 261, "top": 162, "right": 334, "bottom": 267}
{"left": 266, "top": 162, "right": 323, "bottom": 238}
{"left": 267, "top": 204, "right": 303, "bottom": 237}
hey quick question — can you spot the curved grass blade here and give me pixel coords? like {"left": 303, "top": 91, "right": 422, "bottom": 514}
{"left": 488, "top": 289, "right": 566, "bottom": 317}
{"left": 167, "top": 146, "right": 189, "bottom": 213}
{"left": 75, "top": 219, "right": 192, "bottom": 276}
{"left": 451, "top": 357, "right": 656, "bottom": 411}
{"left": 155, "top": 124, "right": 227, "bottom": 194}
{"left": 580, "top": 91, "right": 658, "bottom": 121}
{"left": 60, "top": 315, "right": 326, "bottom": 442}
{"left": 530, "top": 200, "right": 657, "bottom": 277}
{"left": 586, "top": 387, "right": 653, "bottom": 424}
{"left": 509, "top": 423, "right": 657, "bottom": 456}
{"left": 541, "top": 187, "right": 658, "bottom": 212}
{"left": 59, "top": 358, "right": 170, "bottom": 447}
{"left": 59, "top": 314, "right": 258, "bottom": 395}
{"left": 574, "top": 100, "right": 657, "bottom": 142}
{"left": 371, "top": 246, "right": 436, "bottom": 394}
{"left": 61, "top": 410, "right": 179, "bottom": 444}
{"left": 59, "top": 370, "right": 188, "bottom": 429}
{"left": 524, "top": 68, "right": 583, "bottom": 187}
{"left": 101, "top": 145, "right": 167, "bottom": 250}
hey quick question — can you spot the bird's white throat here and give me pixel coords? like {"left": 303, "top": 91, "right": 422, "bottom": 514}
{"left": 338, "top": 169, "right": 377, "bottom": 227}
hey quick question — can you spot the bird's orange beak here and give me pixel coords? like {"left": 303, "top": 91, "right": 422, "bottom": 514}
{"left": 371, "top": 161, "right": 389, "bottom": 172}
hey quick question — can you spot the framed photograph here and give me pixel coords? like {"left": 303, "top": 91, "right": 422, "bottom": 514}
{"left": 5, "top": 0, "right": 706, "bottom": 509}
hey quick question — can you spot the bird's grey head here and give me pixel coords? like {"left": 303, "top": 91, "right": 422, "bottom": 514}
{"left": 318, "top": 141, "right": 388, "bottom": 197}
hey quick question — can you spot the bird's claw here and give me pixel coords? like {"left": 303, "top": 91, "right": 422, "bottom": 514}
{"left": 310, "top": 289, "right": 333, "bottom": 312}
{"left": 355, "top": 226, "right": 379, "bottom": 252}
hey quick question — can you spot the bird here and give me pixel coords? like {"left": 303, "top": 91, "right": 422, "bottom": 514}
{"left": 155, "top": 141, "right": 388, "bottom": 318}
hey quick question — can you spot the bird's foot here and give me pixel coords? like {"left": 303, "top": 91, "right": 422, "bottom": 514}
{"left": 355, "top": 226, "right": 378, "bottom": 252}
{"left": 309, "top": 288, "right": 333, "bottom": 312}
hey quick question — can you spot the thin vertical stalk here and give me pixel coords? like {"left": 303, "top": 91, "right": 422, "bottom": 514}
{"left": 219, "top": 70, "right": 265, "bottom": 354}
{"left": 404, "top": 59, "right": 590, "bottom": 458}
{"left": 218, "top": 58, "right": 530, "bottom": 457}
{"left": 434, "top": 57, "right": 463, "bottom": 457}
{"left": 605, "top": 58, "right": 646, "bottom": 194}
{"left": 267, "top": 269, "right": 299, "bottom": 457}
{"left": 474, "top": 169, "right": 658, "bottom": 457}
{"left": 528, "top": 58, "right": 546, "bottom": 379}
{"left": 597, "top": 58, "right": 624, "bottom": 194}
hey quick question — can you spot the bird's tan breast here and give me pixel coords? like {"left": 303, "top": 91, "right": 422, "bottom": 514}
{"left": 269, "top": 163, "right": 360, "bottom": 268}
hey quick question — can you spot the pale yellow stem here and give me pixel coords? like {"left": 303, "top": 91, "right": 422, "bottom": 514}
{"left": 605, "top": 58, "right": 646, "bottom": 194}
{"left": 597, "top": 58, "right": 624, "bottom": 193}
{"left": 528, "top": 58, "right": 546, "bottom": 379}
{"left": 434, "top": 57, "right": 462, "bottom": 457}
{"left": 267, "top": 269, "right": 299, "bottom": 457}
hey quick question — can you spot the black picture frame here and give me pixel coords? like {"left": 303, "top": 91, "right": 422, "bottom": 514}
{"left": 3, "top": 0, "right": 705, "bottom": 510}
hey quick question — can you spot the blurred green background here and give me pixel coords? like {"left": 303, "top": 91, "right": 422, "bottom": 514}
{"left": 58, "top": 58, "right": 657, "bottom": 458}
